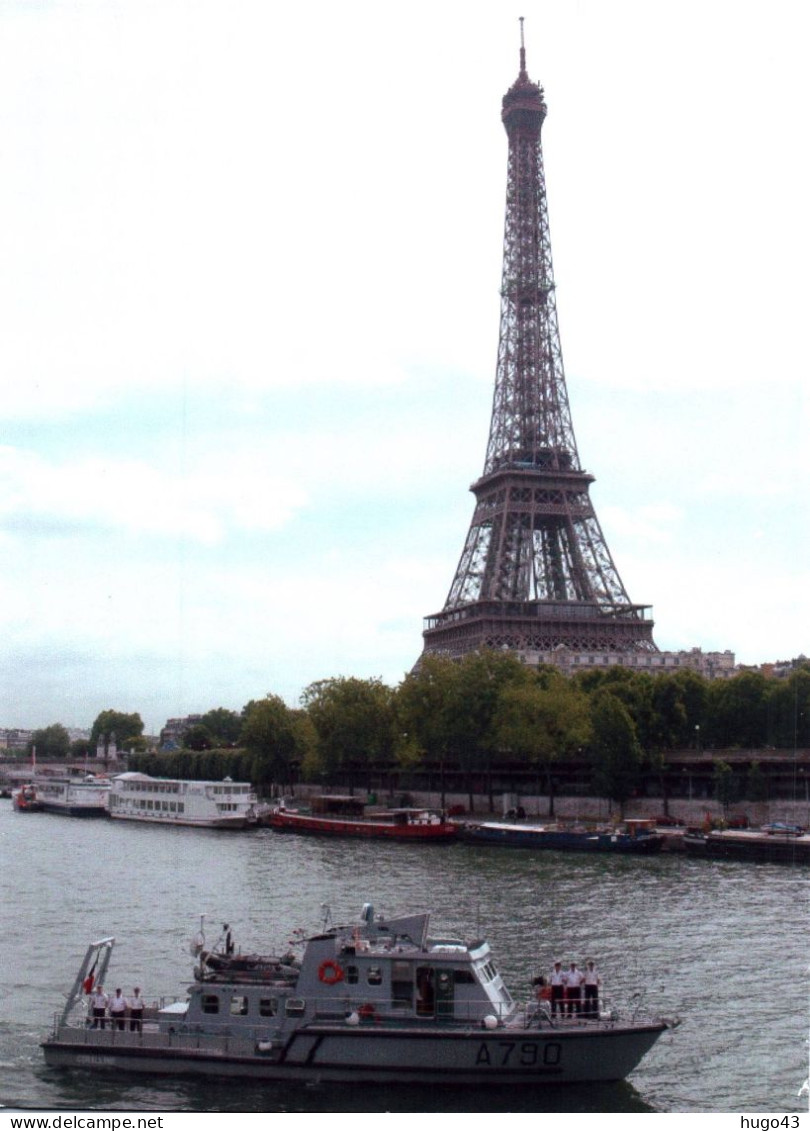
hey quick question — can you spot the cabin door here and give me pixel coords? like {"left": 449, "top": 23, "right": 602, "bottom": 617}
{"left": 434, "top": 968, "right": 454, "bottom": 1019}
{"left": 415, "top": 966, "right": 454, "bottom": 1018}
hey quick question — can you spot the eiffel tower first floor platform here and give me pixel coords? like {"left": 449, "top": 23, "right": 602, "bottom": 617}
{"left": 422, "top": 598, "right": 657, "bottom": 661}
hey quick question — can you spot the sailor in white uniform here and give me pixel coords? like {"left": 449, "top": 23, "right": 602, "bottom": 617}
{"left": 583, "top": 959, "right": 600, "bottom": 1018}
{"left": 90, "top": 987, "right": 109, "bottom": 1029}
{"left": 549, "top": 961, "right": 565, "bottom": 1016}
{"left": 128, "top": 987, "right": 145, "bottom": 1032}
{"left": 565, "top": 962, "right": 584, "bottom": 1015}
{"left": 109, "top": 988, "right": 127, "bottom": 1030}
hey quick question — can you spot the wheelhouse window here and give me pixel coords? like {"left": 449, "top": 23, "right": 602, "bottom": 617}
{"left": 230, "top": 995, "right": 249, "bottom": 1016}
{"left": 201, "top": 995, "right": 220, "bottom": 1014}
{"left": 391, "top": 961, "right": 413, "bottom": 1009}
{"left": 259, "top": 998, "right": 277, "bottom": 1017}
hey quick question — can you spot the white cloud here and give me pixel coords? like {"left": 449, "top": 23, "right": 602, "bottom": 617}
{"left": 0, "top": 445, "right": 308, "bottom": 544}
{"left": 0, "top": 0, "right": 808, "bottom": 727}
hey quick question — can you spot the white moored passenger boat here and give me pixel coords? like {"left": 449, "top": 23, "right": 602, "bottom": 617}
{"left": 108, "top": 773, "right": 258, "bottom": 829}
{"left": 34, "top": 774, "right": 110, "bottom": 818}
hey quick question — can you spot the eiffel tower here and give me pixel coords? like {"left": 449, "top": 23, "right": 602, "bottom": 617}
{"left": 422, "top": 24, "right": 657, "bottom": 664}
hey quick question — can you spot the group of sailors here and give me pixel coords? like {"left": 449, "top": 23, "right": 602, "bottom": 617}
{"left": 535, "top": 959, "right": 601, "bottom": 1019}
{"left": 87, "top": 986, "right": 145, "bottom": 1031}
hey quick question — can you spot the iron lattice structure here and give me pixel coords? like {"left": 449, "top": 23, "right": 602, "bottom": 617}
{"left": 422, "top": 32, "right": 657, "bottom": 661}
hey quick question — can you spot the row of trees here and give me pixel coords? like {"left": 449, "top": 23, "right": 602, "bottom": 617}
{"left": 25, "top": 710, "right": 146, "bottom": 762}
{"left": 129, "top": 653, "right": 810, "bottom": 811}
{"left": 22, "top": 655, "right": 810, "bottom": 810}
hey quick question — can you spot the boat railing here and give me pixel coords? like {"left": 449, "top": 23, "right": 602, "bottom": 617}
{"left": 47, "top": 1016, "right": 263, "bottom": 1059}
{"left": 511, "top": 992, "right": 663, "bottom": 1030}
{"left": 50, "top": 991, "right": 659, "bottom": 1042}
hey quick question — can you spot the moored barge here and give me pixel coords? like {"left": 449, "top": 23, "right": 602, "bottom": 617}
{"left": 268, "top": 795, "right": 457, "bottom": 841}
{"left": 682, "top": 827, "right": 810, "bottom": 864}
{"left": 459, "top": 818, "right": 664, "bottom": 855}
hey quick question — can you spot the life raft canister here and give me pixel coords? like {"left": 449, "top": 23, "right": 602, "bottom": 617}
{"left": 318, "top": 959, "right": 345, "bottom": 986}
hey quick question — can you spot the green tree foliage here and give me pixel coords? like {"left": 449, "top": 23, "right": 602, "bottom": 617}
{"left": 90, "top": 709, "right": 145, "bottom": 751}
{"left": 437, "top": 650, "right": 529, "bottom": 809}
{"left": 766, "top": 669, "right": 810, "bottom": 748}
{"left": 128, "top": 748, "right": 250, "bottom": 781}
{"left": 493, "top": 669, "right": 592, "bottom": 815}
{"left": 183, "top": 724, "right": 214, "bottom": 751}
{"left": 241, "top": 695, "right": 314, "bottom": 789}
{"left": 73, "top": 657, "right": 810, "bottom": 800}
{"left": 705, "top": 671, "right": 769, "bottom": 748}
{"left": 648, "top": 675, "right": 688, "bottom": 751}
{"left": 712, "top": 759, "right": 737, "bottom": 813}
{"left": 395, "top": 654, "right": 459, "bottom": 763}
{"left": 745, "top": 760, "right": 768, "bottom": 802}
{"left": 668, "top": 670, "right": 709, "bottom": 741}
{"left": 301, "top": 677, "right": 395, "bottom": 786}
{"left": 574, "top": 668, "right": 654, "bottom": 749}
{"left": 394, "top": 654, "right": 464, "bottom": 804}
{"left": 28, "top": 723, "right": 70, "bottom": 760}
{"left": 198, "top": 707, "right": 242, "bottom": 747}
{"left": 587, "top": 692, "right": 644, "bottom": 814}
{"left": 70, "top": 737, "right": 94, "bottom": 760}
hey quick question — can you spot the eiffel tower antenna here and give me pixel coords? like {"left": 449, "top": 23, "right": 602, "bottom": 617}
{"left": 422, "top": 23, "right": 657, "bottom": 663}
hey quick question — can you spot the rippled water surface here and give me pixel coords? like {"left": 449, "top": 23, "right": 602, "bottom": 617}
{"left": 1, "top": 803, "right": 807, "bottom": 1113}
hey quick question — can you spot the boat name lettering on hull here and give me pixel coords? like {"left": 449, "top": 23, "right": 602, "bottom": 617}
{"left": 474, "top": 1040, "right": 561, "bottom": 1068}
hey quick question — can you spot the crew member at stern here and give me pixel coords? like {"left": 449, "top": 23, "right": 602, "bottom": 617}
{"left": 549, "top": 961, "right": 565, "bottom": 1015}
{"left": 565, "top": 961, "right": 584, "bottom": 1015}
{"left": 583, "top": 960, "right": 601, "bottom": 1018}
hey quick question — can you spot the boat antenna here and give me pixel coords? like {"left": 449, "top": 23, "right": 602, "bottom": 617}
{"left": 320, "top": 904, "right": 332, "bottom": 932}
{"left": 188, "top": 914, "right": 206, "bottom": 957}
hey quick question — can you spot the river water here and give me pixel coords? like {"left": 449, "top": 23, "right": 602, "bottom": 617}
{"left": 0, "top": 801, "right": 807, "bottom": 1114}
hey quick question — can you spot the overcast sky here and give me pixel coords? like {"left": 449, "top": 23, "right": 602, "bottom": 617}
{"left": 1, "top": 0, "right": 808, "bottom": 734}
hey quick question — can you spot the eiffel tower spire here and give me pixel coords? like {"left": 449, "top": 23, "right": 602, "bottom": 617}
{"left": 422, "top": 26, "right": 657, "bottom": 662}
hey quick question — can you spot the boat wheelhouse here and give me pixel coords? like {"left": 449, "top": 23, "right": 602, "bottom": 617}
{"left": 109, "top": 773, "right": 258, "bottom": 829}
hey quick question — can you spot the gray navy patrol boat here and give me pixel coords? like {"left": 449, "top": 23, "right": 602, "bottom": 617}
{"left": 42, "top": 903, "right": 669, "bottom": 1086}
